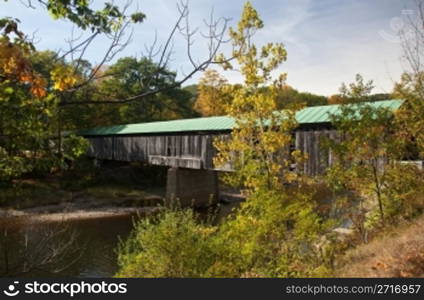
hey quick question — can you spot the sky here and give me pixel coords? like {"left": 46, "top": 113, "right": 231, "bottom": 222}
{"left": 1, "top": 0, "right": 418, "bottom": 96}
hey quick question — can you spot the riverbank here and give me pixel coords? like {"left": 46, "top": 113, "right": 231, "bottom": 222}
{"left": 0, "top": 182, "right": 165, "bottom": 223}
{"left": 0, "top": 162, "right": 245, "bottom": 224}
{"left": 0, "top": 184, "right": 165, "bottom": 224}
{"left": 0, "top": 206, "right": 162, "bottom": 223}
{"left": 0, "top": 161, "right": 169, "bottom": 221}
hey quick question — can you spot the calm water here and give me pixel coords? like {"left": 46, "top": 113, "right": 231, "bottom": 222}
{"left": 0, "top": 201, "right": 239, "bottom": 278}
{"left": 0, "top": 214, "right": 138, "bottom": 278}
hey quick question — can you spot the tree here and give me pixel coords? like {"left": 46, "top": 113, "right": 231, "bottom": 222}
{"left": 212, "top": 2, "right": 329, "bottom": 276}
{"left": 98, "top": 57, "right": 175, "bottom": 123}
{"left": 368, "top": 93, "right": 393, "bottom": 102}
{"left": 296, "top": 91, "right": 328, "bottom": 107}
{"left": 275, "top": 85, "right": 327, "bottom": 108}
{"left": 327, "top": 74, "right": 375, "bottom": 105}
{"left": 214, "top": 1, "right": 299, "bottom": 191}
{"left": 339, "top": 74, "right": 374, "bottom": 102}
{"left": 328, "top": 94, "right": 345, "bottom": 105}
{"left": 0, "top": 1, "right": 144, "bottom": 99}
{"left": 50, "top": 1, "right": 232, "bottom": 107}
{"left": 95, "top": 57, "right": 197, "bottom": 124}
{"left": 116, "top": 3, "right": 333, "bottom": 278}
{"left": 183, "top": 84, "right": 198, "bottom": 99}
{"left": 0, "top": 14, "right": 93, "bottom": 180}
{"left": 16, "top": 0, "right": 145, "bottom": 33}
{"left": 325, "top": 78, "right": 404, "bottom": 231}
{"left": 394, "top": 73, "right": 424, "bottom": 156}
{"left": 2, "top": 1, "right": 231, "bottom": 107}
{"left": 0, "top": 0, "right": 231, "bottom": 180}
{"left": 393, "top": 0, "right": 424, "bottom": 157}
{"left": 194, "top": 69, "right": 231, "bottom": 116}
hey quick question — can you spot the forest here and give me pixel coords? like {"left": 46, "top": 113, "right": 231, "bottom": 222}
{"left": 1, "top": 0, "right": 424, "bottom": 278}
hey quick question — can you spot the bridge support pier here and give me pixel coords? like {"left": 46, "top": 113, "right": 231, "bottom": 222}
{"left": 165, "top": 168, "right": 219, "bottom": 207}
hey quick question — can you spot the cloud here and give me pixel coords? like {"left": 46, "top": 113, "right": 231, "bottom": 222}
{"left": 1, "top": 0, "right": 411, "bottom": 95}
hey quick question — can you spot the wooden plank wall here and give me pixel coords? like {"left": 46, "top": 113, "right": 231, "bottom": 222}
{"left": 86, "top": 134, "right": 224, "bottom": 170}
{"left": 295, "top": 129, "right": 339, "bottom": 176}
{"left": 86, "top": 130, "right": 340, "bottom": 173}
{"left": 86, "top": 137, "right": 114, "bottom": 160}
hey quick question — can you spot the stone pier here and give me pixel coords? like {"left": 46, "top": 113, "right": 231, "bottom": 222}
{"left": 165, "top": 167, "right": 219, "bottom": 207}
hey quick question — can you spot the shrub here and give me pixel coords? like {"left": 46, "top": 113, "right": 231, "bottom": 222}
{"left": 384, "top": 163, "right": 424, "bottom": 221}
{"left": 116, "top": 185, "right": 336, "bottom": 278}
{"left": 336, "top": 215, "right": 424, "bottom": 277}
{"left": 116, "top": 209, "right": 216, "bottom": 278}
{"left": 207, "top": 188, "right": 335, "bottom": 277}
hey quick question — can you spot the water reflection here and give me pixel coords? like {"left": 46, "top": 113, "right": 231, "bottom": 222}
{"left": 0, "top": 215, "right": 137, "bottom": 278}
{"left": 0, "top": 201, "right": 240, "bottom": 278}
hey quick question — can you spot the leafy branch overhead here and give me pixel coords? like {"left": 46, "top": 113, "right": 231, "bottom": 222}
{"left": 0, "top": 0, "right": 234, "bottom": 180}
{"left": 23, "top": 0, "right": 145, "bottom": 33}
{"left": 58, "top": 1, "right": 233, "bottom": 106}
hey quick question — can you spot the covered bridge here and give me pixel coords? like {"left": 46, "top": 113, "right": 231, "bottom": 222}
{"left": 78, "top": 99, "right": 403, "bottom": 205}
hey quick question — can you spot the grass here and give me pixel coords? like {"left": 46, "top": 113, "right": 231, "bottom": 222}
{"left": 335, "top": 215, "right": 424, "bottom": 277}
{"left": 85, "top": 185, "right": 147, "bottom": 199}
{"left": 0, "top": 179, "right": 70, "bottom": 209}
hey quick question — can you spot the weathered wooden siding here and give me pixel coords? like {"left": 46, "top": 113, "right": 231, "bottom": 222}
{"left": 294, "top": 129, "right": 339, "bottom": 176}
{"left": 86, "top": 134, "right": 227, "bottom": 170}
{"left": 86, "top": 136, "right": 114, "bottom": 160}
{"left": 86, "top": 130, "right": 339, "bottom": 174}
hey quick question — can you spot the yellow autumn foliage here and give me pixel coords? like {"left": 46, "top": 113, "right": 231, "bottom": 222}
{"left": 213, "top": 1, "right": 301, "bottom": 191}
{"left": 194, "top": 69, "right": 231, "bottom": 116}
{"left": 51, "top": 65, "right": 78, "bottom": 91}
{"left": 0, "top": 36, "right": 47, "bottom": 98}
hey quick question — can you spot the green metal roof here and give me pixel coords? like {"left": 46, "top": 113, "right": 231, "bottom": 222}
{"left": 296, "top": 99, "right": 403, "bottom": 124}
{"left": 79, "top": 99, "right": 403, "bottom": 136}
{"left": 79, "top": 115, "right": 235, "bottom": 136}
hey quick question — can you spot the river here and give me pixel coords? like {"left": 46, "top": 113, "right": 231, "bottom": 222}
{"left": 0, "top": 214, "right": 138, "bottom": 278}
{"left": 0, "top": 195, "right": 240, "bottom": 278}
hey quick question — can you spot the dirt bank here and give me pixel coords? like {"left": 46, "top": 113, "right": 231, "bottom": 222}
{"left": 32, "top": 207, "right": 158, "bottom": 222}
{"left": 336, "top": 215, "right": 424, "bottom": 277}
{"left": 0, "top": 206, "right": 163, "bottom": 224}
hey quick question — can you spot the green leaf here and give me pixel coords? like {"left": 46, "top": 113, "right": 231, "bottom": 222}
{"left": 4, "top": 87, "right": 13, "bottom": 94}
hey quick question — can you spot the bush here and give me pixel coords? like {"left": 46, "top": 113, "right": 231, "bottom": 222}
{"left": 336, "top": 215, "right": 424, "bottom": 277}
{"left": 116, "top": 209, "right": 216, "bottom": 278}
{"left": 384, "top": 163, "right": 424, "bottom": 221}
{"left": 208, "top": 188, "right": 334, "bottom": 277}
{"left": 116, "top": 185, "right": 336, "bottom": 278}
{"left": 0, "top": 147, "right": 28, "bottom": 181}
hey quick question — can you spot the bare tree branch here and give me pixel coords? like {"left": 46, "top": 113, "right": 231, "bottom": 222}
{"left": 58, "top": 1, "right": 234, "bottom": 106}
{"left": 400, "top": 0, "right": 424, "bottom": 74}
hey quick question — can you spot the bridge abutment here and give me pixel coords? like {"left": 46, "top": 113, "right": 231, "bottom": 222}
{"left": 165, "top": 168, "right": 219, "bottom": 207}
